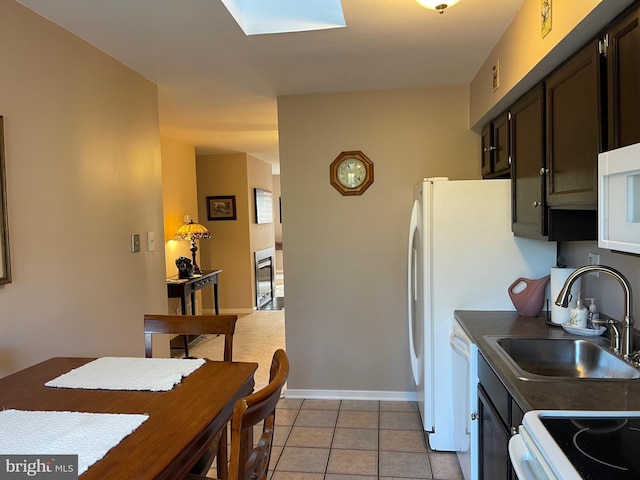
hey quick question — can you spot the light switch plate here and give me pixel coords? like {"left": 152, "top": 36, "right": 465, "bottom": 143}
{"left": 131, "top": 234, "right": 141, "bottom": 253}
{"left": 147, "top": 231, "right": 156, "bottom": 252}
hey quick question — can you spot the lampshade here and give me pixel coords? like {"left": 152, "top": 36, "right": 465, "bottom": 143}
{"left": 416, "top": 0, "right": 460, "bottom": 13}
{"left": 174, "top": 220, "right": 211, "bottom": 241}
{"left": 174, "top": 219, "right": 210, "bottom": 276}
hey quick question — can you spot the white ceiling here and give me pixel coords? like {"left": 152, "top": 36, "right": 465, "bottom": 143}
{"left": 16, "top": 0, "right": 525, "bottom": 173}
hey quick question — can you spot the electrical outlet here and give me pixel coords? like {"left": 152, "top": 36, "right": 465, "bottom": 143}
{"left": 588, "top": 252, "right": 600, "bottom": 276}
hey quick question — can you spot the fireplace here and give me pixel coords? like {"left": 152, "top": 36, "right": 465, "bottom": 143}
{"left": 254, "top": 247, "right": 275, "bottom": 309}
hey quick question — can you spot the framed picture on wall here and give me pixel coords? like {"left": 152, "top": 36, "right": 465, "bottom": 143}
{"left": 541, "top": 0, "right": 552, "bottom": 38}
{"left": 254, "top": 188, "right": 273, "bottom": 224}
{"left": 206, "top": 195, "right": 237, "bottom": 221}
{"left": 0, "top": 117, "right": 11, "bottom": 285}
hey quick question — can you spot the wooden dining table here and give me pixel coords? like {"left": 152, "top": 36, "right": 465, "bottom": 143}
{"left": 0, "top": 357, "right": 258, "bottom": 480}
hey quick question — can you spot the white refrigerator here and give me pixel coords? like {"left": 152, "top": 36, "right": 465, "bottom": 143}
{"left": 407, "top": 178, "right": 556, "bottom": 455}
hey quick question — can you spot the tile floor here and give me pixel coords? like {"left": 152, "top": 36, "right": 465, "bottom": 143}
{"left": 270, "top": 398, "right": 463, "bottom": 480}
{"left": 187, "top": 285, "right": 463, "bottom": 479}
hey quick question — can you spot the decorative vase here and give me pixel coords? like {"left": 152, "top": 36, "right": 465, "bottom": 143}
{"left": 508, "top": 275, "right": 551, "bottom": 317}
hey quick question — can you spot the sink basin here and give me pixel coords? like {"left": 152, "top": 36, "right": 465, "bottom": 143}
{"left": 485, "top": 336, "right": 640, "bottom": 380}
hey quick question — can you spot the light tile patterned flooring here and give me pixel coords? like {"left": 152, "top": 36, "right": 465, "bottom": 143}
{"left": 188, "top": 290, "right": 463, "bottom": 479}
{"left": 270, "top": 398, "right": 463, "bottom": 479}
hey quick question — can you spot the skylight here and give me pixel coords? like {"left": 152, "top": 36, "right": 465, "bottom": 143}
{"left": 220, "top": 0, "right": 346, "bottom": 35}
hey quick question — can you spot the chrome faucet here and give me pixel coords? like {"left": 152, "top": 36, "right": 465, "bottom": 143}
{"left": 555, "top": 264, "right": 635, "bottom": 360}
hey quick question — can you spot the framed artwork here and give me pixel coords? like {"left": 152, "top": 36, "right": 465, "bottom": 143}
{"left": 206, "top": 195, "right": 237, "bottom": 221}
{"left": 254, "top": 188, "right": 273, "bottom": 224}
{"left": 541, "top": 0, "right": 552, "bottom": 38}
{"left": 0, "top": 117, "right": 10, "bottom": 285}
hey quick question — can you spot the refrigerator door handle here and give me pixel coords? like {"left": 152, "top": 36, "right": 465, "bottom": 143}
{"left": 407, "top": 199, "right": 421, "bottom": 386}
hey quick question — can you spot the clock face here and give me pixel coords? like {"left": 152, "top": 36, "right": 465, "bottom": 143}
{"left": 329, "top": 150, "right": 374, "bottom": 196}
{"left": 337, "top": 157, "right": 367, "bottom": 188}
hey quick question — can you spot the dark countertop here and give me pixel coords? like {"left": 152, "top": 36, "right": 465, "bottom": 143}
{"left": 454, "top": 310, "right": 640, "bottom": 413}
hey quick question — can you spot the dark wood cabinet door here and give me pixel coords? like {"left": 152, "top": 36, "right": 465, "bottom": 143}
{"left": 607, "top": 5, "right": 640, "bottom": 149}
{"left": 481, "top": 124, "right": 493, "bottom": 177}
{"left": 546, "top": 38, "right": 602, "bottom": 207}
{"left": 511, "top": 84, "right": 547, "bottom": 239}
{"left": 478, "top": 385, "right": 510, "bottom": 480}
{"left": 481, "top": 112, "right": 510, "bottom": 179}
{"left": 493, "top": 111, "right": 510, "bottom": 176}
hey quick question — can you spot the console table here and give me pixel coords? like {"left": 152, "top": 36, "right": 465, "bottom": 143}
{"left": 166, "top": 270, "right": 222, "bottom": 356}
{"left": 166, "top": 269, "right": 222, "bottom": 316}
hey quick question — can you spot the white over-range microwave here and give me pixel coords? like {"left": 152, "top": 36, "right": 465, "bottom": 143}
{"left": 598, "top": 142, "right": 640, "bottom": 255}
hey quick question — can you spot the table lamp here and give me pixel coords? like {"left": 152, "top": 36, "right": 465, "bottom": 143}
{"left": 174, "top": 219, "right": 211, "bottom": 275}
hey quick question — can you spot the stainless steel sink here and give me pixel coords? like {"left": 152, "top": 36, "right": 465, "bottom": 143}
{"left": 484, "top": 336, "right": 640, "bottom": 380}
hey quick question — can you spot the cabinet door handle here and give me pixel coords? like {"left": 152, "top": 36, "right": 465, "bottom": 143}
{"left": 511, "top": 426, "right": 519, "bottom": 436}
{"left": 483, "top": 146, "right": 497, "bottom": 152}
{"left": 470, "top": 413, "right": 478, "bottom": 421}
{"left": 532, "top": 201, "right": 542, "bottom": 208}
{"left": 539, "top": 168, "right": 549, "bottom": 176}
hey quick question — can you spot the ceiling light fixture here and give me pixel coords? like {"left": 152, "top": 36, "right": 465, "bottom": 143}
{"left": 416, "top": 0, "right": 460, "bottom": 14}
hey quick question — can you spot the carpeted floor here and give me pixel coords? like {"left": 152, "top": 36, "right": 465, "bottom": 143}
{"left": 188, "top": 308, "right": 286, "bottom": 391}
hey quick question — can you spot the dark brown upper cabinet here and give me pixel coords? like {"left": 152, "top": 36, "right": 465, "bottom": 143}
{"left": 481, "top": 110, "right": 510, "bottom": 179}
{"left": 510, "top": 84, "right": 547, "bottom": 239}
{"left": 482, "top": 4, "right": 640, "bottom": 241}
{"left": 545, "top": 38, "right": 602, "bottom": 209}
{"left": 606, "top": 3, "right": 640, "bottom": 150}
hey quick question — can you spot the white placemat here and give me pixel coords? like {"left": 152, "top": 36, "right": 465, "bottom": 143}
{"left": 0, "top": 409, "right": 148, "bottom": 475}
{"left": 45, "top": 357, "right": 205, "bottom": 391}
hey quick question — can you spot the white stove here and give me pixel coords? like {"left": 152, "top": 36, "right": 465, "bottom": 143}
{"left": 510, "top": 410, "right": 640, "bottom": 480}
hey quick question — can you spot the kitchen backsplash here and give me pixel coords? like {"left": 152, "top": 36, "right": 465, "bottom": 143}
{"left": 562, "top": 240, "right": 640, "bottom": 326}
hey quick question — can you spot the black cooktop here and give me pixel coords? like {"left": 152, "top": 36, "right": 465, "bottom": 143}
{"left": 541, "top": 417, "right": 640, "bottom": 479}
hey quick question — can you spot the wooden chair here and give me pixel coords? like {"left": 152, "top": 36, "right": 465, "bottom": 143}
{"left": 144, "top": 314, "right": 237, "bottom": 360}
{"left": 184, "top": 349, "right": 289, "bottom": 480}
{"left": 143, "top": 313, "right": 238, "bottom": 479}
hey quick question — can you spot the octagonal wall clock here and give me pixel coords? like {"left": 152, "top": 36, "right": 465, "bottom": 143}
{"left": 329, "top": 151, "right": 374, "bottom": 196}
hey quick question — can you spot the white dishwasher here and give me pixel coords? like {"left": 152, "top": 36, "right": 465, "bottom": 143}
{"left": 450, "top": 319, "right": 478, "bottom": 480}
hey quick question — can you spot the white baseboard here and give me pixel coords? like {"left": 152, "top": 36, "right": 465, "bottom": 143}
{"left": 284, "top": 389, "right": 418, "bottom": 402}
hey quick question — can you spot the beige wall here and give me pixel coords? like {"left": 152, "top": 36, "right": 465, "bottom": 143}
{"left": 160, "top": 135, "right": 200, "bottom": 320}
{"left": 247, "top": 154, "right": 276, "bottom": 298}
{"left": 196, "top": 154, "right": 252, "bottom": 312}
{"left": 0, "top": 1, "right": 166, "bottom": 376}
{"left": 470, "top": 0, "right": 633, "bottom": 129}
{"left": 160, "top": 135, "right": 198, "bottom": 279}
{"left": 278, "top": 86, "right": 478, "bottom": 395}
{"left": 195, "top": 153, "right": 274, "bottom": 312}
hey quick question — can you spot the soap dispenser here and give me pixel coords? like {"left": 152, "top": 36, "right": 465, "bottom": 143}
{"left": 570, "top": 296, "right": 588, "bottom": 328}
{"left": 586, "top": 298, "right": 600, "bottom": 329}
